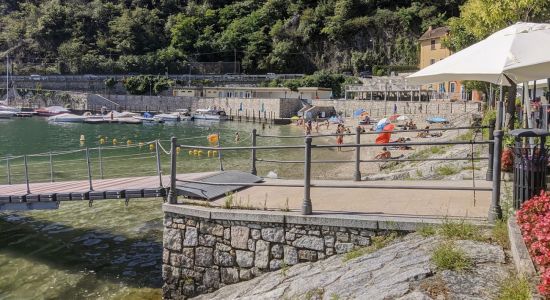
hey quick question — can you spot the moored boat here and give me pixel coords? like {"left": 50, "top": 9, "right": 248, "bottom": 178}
{"left": 48, "top": 113, "right": 85, "bottom": 123}
{"left": 0, "top": 111, "right": 15, "bottom": 119}
{"left": 154, "top": 113, "right": 180, "bottom": 122}
{"left": 35, "top": 106, "right": 70, "bottom": 117}
{"left": 193, "top": 108, "right": 228, "bottom": 121}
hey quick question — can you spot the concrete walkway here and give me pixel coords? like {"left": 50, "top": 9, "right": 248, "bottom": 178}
{"left": 207, "top": 179, "right": 492, "bottom": 220}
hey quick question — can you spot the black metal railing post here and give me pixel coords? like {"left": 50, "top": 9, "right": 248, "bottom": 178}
{"left": 489, "top": 130, "right": 503, "bottom": 222}
{"left": 302, "top": 136, "right": 313, "bottom": 215}
{"left": 49, "top": 152, "right": 54, "bottom": 183}
{"left": 354, "top": 126, "right": 361, "bottom": 181}
{"left": 251, "top": 129, "right": 257, "bottom": 175}
{"left": 23, "top": 155, "right": 30, "bottom": 194}
{"left": 156, "top": 140, "right": 163, "bottom": 187}
{"left": 168, "top": 137, "right": 178, "bottom": 204}
{"left": 86, "top": 147, "right": 93, "bottom": 191}
{"left": 485, "top": 121, "right": 495, "bottom": 181}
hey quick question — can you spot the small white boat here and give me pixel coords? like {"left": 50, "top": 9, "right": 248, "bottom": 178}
{"left": 133, "top": 112, "right": 164, "bottom": 123}
{"left": 0, "top": 111, "right": 15, "bottom": 119}
{"left": 193, "top": 109, "right": 228, "bottom": 121}
{"left": 48, "top": 113, "right": 85, "bottom": 123}
{"left": 154, "top": 113, "right": 180, "bottom": 122}
{"left": 175, "top": 109, "right": 194, "bottom": 121}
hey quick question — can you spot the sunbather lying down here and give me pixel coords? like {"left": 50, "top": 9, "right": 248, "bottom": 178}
{"left": 375, "top": 147, "right": 405, "bottom": 160}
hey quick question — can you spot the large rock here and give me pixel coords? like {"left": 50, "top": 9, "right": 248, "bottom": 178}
{"left": 164, "top": 228, "right": 182, "bottom": 251}
{"left": 214, "top": 250, "right": 235, "bottom": 267}
{"left": 236, "top": 250, "right": 255, "bottom": 268}
{"left": 221, "top": 268, "right": 239, "bottom": 284}
{"left": 192, "top": 234, "right": 511, "bottom": 300}
{"left": 283, "top": 245, "right": 298, "bottom": 265}
{"left": 183, "top": 226, "right": 198, "bottom": 246}
{"left": 203, "top": 268, "right": 220, "bottom": 289}
{"left": 292, "top": 236, "right": 324, "bottom": 251}
{"left": 261, "top": 227, "right": 285, "bottom": 243}
{"left": 231, "top": 226, "right": 250, "bottom": 249}
{"left": 255, "top": 240, "right": 270, "bottom": 269}
{"left": 195, "top": 247, "right": 213, "bottom": 267}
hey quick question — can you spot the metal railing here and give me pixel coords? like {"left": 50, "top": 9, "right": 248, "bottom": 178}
{"left": 1, "top": 141, "right": 163, "bottom": 192}
{"left": 167, "top": 124, "right": 503, "bottom": 222}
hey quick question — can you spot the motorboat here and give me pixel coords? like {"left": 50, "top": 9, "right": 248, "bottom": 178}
{"left": 35, "top": 106, "right": 70, "bottom": 117}
{"left": 48, "top": 113, "right": 85, "bottom": 123}
{"left": 175, "top": 109, "right": 194, "bottom": 121}
{"left": 118, "top": 117, "right": 143, "bottom": 124}
{"left": 133, "top": 112, "right": 164, "bottom": 123}
{"left": 193, "top": 108, "right": 228, "bottom": 121}
{"left": 0, "top": 110, "right": 15, "bottom": 119}
{"left": 154, "top": 113, "right": 180, "bottom": 122}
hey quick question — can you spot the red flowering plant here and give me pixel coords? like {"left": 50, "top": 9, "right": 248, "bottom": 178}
{"left": 516, "top": 191, "right": 550, "bottom": 295}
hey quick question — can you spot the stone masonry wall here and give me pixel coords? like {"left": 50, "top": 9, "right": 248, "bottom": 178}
{"left": 162, "top": 212, "right": 383, "bottom": 299}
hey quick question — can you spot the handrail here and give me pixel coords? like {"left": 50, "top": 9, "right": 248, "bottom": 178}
{"left": 175, "top": 178, "right": 492, "bottom": 191}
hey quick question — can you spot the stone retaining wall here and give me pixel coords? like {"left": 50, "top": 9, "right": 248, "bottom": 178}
{"left": 162, "top": 204, "right": 429, "bottom": 299}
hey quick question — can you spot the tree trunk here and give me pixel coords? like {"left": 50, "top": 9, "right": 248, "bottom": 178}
{"left": 505, "top": 82, "right": 517, "bottom": 130}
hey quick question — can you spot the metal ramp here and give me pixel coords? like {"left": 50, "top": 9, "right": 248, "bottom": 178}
{"left": 176, "top": 171, "right": 262, "bottom": 200}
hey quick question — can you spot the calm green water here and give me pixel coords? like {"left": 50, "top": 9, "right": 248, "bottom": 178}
{"left": 0, "top": 117, "right": 348, "bottom": 299}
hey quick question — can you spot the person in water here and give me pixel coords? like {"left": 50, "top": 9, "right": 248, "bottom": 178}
{"left": 235, "top": 132, "right": 240, "bottom": 142}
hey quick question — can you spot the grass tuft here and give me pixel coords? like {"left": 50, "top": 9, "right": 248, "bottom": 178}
{"left": 418, "top": 224, "right": 438, "bottom": 237}
{"left": 344, "top": 233, "right": 397, "bottom": 261}
{"left": 440, "top": 219, "right": 483, "bottom": 241}
{"left": 496, "top": 275, "right": 531, "bottom": 300}
{"left": 435, "top": 164, "right": 459, "bottom": 176}
{"left": 432, "top": 242, "right": 472, "bottom": 271}
{"left": 492, "top": 219, "right": 510, "bottom": 249}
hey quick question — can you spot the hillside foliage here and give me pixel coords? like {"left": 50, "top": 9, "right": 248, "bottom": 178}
{"left": 0, "top": 0, "right": 464, "bottom": 75}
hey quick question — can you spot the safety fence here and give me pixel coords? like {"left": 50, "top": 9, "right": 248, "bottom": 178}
{"left": 165, "top": 124, "right": 504, "bottom": 222}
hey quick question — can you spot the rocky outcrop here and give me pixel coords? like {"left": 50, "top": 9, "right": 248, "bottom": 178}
{"left": 192, "top": 234, "right": 510, "bottom": 300}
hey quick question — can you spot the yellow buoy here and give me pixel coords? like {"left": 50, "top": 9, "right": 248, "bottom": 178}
{"left": 138, "top": 142, "right": 144, "bottom": 148}
{"left": 149, "top": 144, "right": 155, "bottom": 151}
{"left": 127, "top": 140, "right": 132, "bottom": 145}
{"left": 176, "top": 147, "right": 181, "bottom": 154}
{"left": 198, "top": 150, "right": 203, "bottom": 156}
{"left": 207, "top": 134, "right": 219, "bottom": 145}
{"left": 193, "top": 149, "right": 199, "bottom": 156}
{"left": 212, "top": 150, "right": 218, "bottom": 156}
{"left": 99, "top": 138, "right": 105, "bottom": 145}
{"left": 208, "top": 150, "right": 212, "bottom": 157}
{"left": 112, "top": 138, "right": 117, "bottom": 145}
{"left": 188, "top": 150, "right": 193, "bottom": 156}
{"left": 80, "top": 134, "right": 85, "bottom": 141}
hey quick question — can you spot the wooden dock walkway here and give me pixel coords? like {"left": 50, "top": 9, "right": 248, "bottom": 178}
{"left": 0, "top": 172, "right": 216, "bottom": 210}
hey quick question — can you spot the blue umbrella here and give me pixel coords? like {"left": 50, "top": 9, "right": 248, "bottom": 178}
{"left": 353, "top": 108, "right": 366, "bottom": 117}
{"left": 426, "top": 117, "right": 448, "bottom": 124}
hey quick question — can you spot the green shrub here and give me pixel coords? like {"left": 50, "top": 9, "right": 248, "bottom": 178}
{"left": 344, "top": 233, "right": 397, "bottom": 261}
{"left": 497, "top": 275, "right": 531, "bottom": 300}
{"left": 440, "top": 220, "right": 483, "bottom": 241}
{"left": 432, "top": 242, "right": 471, "bottom": 271}
{"left": 492, "top": 219, "right": 509, "bottom": 249}
{"left": 418, "top": 224, "right": 437, "bottom": 237}
{"left": 435, "top": 165, "right": 459, "bottom": 176}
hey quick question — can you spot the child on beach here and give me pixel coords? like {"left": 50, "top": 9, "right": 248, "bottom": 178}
{"left": 336, "top": 124, "right": 344, "bottom": 151}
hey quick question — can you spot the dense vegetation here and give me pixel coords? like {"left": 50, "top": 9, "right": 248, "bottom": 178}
{"left": 0, "top": 0, "right": 464, "bottom": 75}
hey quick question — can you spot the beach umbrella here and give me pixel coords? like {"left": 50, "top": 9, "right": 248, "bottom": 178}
{"left": 396, "top": 115, "right": 410, "bottom": 122}
{"left": 389, "top": 114, "right": 400, "bottom": 121}
{"left": 353, "top": 108, "right": 366, "bottom": 117}
{"left": 375, "top": 124, "right": 395, "bottom": 144}
{"left": 408, "top": 22, "right": 550, "bottom": 85}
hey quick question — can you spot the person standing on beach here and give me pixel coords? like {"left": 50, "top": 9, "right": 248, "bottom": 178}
{"left": 305, "top": 120, "right": 312, "bottom": 135}
{"left": 336, "top": 124, "right": 344, "bottom": 151}
{"left": 393, "top": 103, "right": 397, "bottom": 114}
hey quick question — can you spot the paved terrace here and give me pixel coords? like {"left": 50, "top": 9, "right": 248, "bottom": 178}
{"left": 185, "top": 177, "right": 492, "bottom": 221}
